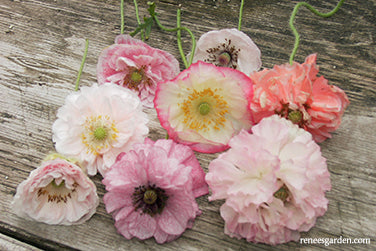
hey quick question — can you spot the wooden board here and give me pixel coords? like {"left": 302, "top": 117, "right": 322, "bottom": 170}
{"left": 0, "top": 0, "right": 375, "bottom": 250}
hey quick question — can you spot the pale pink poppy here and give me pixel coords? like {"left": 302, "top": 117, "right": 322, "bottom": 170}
{"left": 97, "top": 35, "right": 180, "bottom": 107}
{"left": 12, "top": 157, "right": 99, "bottom": 225}
{"left": 191, "top": 28, "right": 261, "bottom": 75}
{"left": 102, "top": 139, "right": 206, "bottom": 243}
{"left": 250, "top": 54, "right": 349, "bottom": 142}
{"left": 52, "top": 83, "right": 149, "bottom": 176}
{"left": 154, "top": 61, "right": 254, "bottom": 153}
{"left": 206, "top": 115, "right": 331, "bottom": 244}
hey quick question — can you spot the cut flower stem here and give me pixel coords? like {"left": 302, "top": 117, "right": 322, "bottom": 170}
{"left": 74, "top": 38, "right": 89, "bottom": 91}
{"left": 238, "top": 0, "right": 244, "bottom": 31}
{"left": 289, "top": 0, "right": 345, "bottom": 65}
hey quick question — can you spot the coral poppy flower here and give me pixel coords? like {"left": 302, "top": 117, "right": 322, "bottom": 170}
{"left": 12, "top": 156, "right": 99, "bottom": 225}
{"left": 103, "top": 139, "right": 205, "bottom": 243}
{"left": 97, "top": 35, "right": 180, "bottom": 107}
{"left": 206, "top": 115, "right": 331, "bottom": 244}
{"left": 250, "top": 54, "right": 349, "bottom": 142}
{"left": 190, "top": 28, "right": 261, "bottom": 75}
{"left": 154, "top": 61, "right": 254, "bottom": 153}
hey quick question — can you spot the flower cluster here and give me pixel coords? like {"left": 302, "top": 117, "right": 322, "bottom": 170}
{"left": 12, "top": 0, "right": 349, "bottom": 247}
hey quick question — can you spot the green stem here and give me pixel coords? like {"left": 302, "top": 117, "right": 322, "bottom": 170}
{"left": 74, "top": 39, "right": 89, "bottom": 91}
{"left": 177, "top": 8, "right": 189, "bottom": 69}
{"left": 154, "top": 14, "right": 196, "bottom": 68}
{"left": 289, "top": 0, "right": 345, "bottom": 65}
{"left": 120, "top": 0, "right": 124, "bottom": 34}
{"left": 238, "top": 0, "right": 244, "bottom": 31}
{"left": 133, "top": 0, "right": 145, "bottom": 41}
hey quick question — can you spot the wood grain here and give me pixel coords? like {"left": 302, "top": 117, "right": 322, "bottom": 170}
{"left": 0, "top": 0, "right": 375, "bottom": 250}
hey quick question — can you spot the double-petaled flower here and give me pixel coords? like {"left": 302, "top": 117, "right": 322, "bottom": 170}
{"left": 97, "top": 35, "right": 180, "bottom": 108}
{"left": 12, "top": 156, "right": 99, "bottom": 225}
{"left": 52, "top": 83, "right": 149, "bottom": 176}
{"left": 103, "top": 138, "right": 208, "bottom": 243}
{"left": 206, "top": 115, "right": 331, "bottom": 244}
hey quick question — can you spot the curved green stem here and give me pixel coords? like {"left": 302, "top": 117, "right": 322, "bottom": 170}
{"left": 289, "top": 0, "right": 345, "bottom": 65}
{"left": 154, "top": 14, "right": 196, "bottom": 68}
{"left": 238, "top": 0, "right": 244, "bottom": 31}
{"left": 133, "top": 0, "right": 145, "bottom": 41}
{"left": 120, "top": 0, "right": 124, "bottom": 34}
{"left": 74, "top": 39, "right": 89, "bottom": 91}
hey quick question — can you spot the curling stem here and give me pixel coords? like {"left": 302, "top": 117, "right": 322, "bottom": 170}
{"left": 289, "top": 0, "right": 345, "bottom": 65}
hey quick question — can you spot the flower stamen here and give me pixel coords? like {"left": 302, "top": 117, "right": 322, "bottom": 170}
{"left": 81, "top": 115, "right": 119, "bottom": 155}
{"left": 133, "top": 184, "right": 168, "bottom": 216}
{"left": 288, "top": 110, "right": 303, "bottom": 124}
{"left": 198, "top": 102, "right": 211, "bottom": 115}
{"left": 179, "top": 88, "right": 229, "bottom": 132}
{"left": 205, "top": 38, "right": 240, "bottom": 69}
{"left": 93, "top": 127, "right": 107, "bottom": 140}
{"left": 123, "top": 66, "right": 153, "bottom": 91}
{"left": 273, "top": 184, "right": 289, "bottom": 202}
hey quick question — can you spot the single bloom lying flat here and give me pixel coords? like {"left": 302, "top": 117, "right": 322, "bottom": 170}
{"left": 97, "top": 34, "right": 180, "bottom": 108}
{"left": 250, "top": 53, "right": 349, "bottom": 142}
{"left": 52, "top": 83, "right": 149, "bottom": 176}
{"left": 154, "top": 61, "right": 254, "bottom": 153}
{"left": 190, "top": 28, "right": 262, "bottom": 75}
{"left": 12, "top": 156, "right": 99, "bottom": 225}
{"left": 205, "top": 115, "right": 331, "bottom": 244}
{"left": 103, "top": 138, "right": 207, "bottom": 243}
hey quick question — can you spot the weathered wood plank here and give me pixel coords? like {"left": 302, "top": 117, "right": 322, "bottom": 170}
{"left": 0, "top": 233, "right": 42, "bottom": 251}
{"left": 0, "top": 0, "right": 375, "bottom": 250}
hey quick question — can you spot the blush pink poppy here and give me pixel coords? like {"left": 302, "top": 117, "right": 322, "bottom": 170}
{"left": 12, "top": 157, "right": 99, "bottom": 225}
{"left": 206, "top": 115, "right": 331, "bottom": 244}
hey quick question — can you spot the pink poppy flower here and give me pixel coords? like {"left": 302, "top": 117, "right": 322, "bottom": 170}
{"left": 154, "top": 61, "right": 254, "bottom": 153}
{"left": 97, "top": 34, "right": 180, "bottom": 107}
{"left": 12, "top": 156, "right": 99, "bottom": 225}
{"left": 250, "top": 53, "right": 349, "bottom": 142}
{"left": 52, "top": 83, "right": 149, "bottom": 176}
{"left": 190, "top": 28, "right": 262, "bottom": 75}
{"left": 205, "top": 115, "right": 331, "bottom": 245}
{"left": 102, "top": 138, "right": 206, "bottom": 243}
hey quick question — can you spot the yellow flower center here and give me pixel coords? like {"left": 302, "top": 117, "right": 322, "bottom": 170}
{"left": 81, "top": 115, "right": 119, "bottom": 155}
{"left": 179, "top": 88, "right": 229, "bottom": 132}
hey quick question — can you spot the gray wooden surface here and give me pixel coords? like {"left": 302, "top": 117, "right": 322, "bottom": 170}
{"left": 0, "top": 0, "right": 375, "bottom": 250}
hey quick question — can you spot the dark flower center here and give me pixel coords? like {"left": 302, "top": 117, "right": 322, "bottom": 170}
{"left": 204, "top": 38, "right": 240, "bottom": 69}
{"left": 273, "top": 184, "right": 289, "bottom": 202}
{"left": 132, "top": 184, "right": 168, "bottom": 216}
{"left": 288, "top": 110, "right": 303, "bottom": 124}
{"left": 275, "top": 102, "right": 309, "bottom": 128}
{"left": 123, "top": 66, "right": 152, "bottom": 91}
